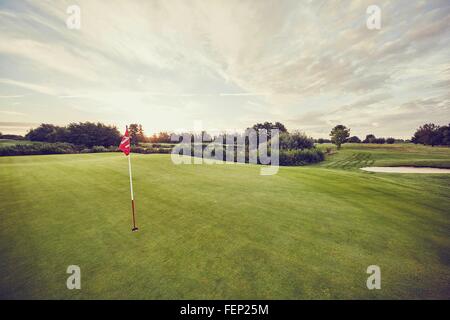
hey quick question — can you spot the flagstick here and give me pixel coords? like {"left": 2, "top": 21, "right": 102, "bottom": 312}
{"left": 128, "top": 152, "right": 138, "bottom": 232}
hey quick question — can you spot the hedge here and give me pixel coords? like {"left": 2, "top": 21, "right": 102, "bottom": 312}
{"left": 0, "top": 143, "right": 78, "bottom": 156}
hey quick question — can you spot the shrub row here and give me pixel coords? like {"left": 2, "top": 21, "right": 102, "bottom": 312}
{"left": 80, "top": 146, "right": 118, "bottom": 153}
{"left": 0, "top": 143, "right": 173, "bottom": 156}
{"left": 130, "top": 146, "right": 172, "bottom": 154}
{"left": 0, "top": 143, "right": 78, "bottom": 156}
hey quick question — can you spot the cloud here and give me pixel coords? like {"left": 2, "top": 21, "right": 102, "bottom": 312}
{"left": 0, "top": 0, "right": 448, "bottom": 137}
{"left": 0, "top": 95, "right": 25, "bottom": 98}
{"left": 0, "top": 79, "right": 56, "bottom": 95}
{"left": 0, "top": 110, "right": 26, "bottom": 116}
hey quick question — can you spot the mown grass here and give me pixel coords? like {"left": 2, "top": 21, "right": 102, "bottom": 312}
{"left": 0, "top": 144, "right": 449, "bottom": 299}
{"left": 320, "top": 143, "right": 450, "bottom": 169}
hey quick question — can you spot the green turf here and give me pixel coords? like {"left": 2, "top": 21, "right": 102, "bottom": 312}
{"left": 319, "top": 143, "right": 450, "bottom": 169}
{"left": 0, "top": 144, "right": 449, "bottom": 299}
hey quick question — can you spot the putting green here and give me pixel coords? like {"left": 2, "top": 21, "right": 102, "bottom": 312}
{"left": 0, "top": 144, "right": 449, "bottom": 299}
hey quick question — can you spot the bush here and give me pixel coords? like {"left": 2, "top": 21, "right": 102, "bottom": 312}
{"left": 386, "top": 137, "right": 395, "bottom": 144}
{"left": 130, "top": 146, "right": 146, "bottom": 154}
{"left": 347, "top": 136, "right": 361, "bottom": 143}
{"left": 127, "top": 146, "right": 173, "bottom": 154}
{"left": 149, "top": 132, "right": 172, "bottom": 143}
{"left": 91, "top": 146, "right": 108, "bottom": 153}
{"left": 278, "top": 148, "right": 324, "bottom": 166}
{"left": 363, "top": 134, "right": 376, "bottom": 143}
{"left": 373, "top": 137, "right": 386, "bottom": 144}
{"left": 0, "top": 142, "right": 78, "bottom": 156}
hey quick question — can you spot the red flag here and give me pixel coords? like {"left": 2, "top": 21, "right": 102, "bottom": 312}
{"left": 119, "top": 127, "right": 138, "bottom": 232}
{"left": 119, "top": 128, "right": 131, "bottom": 156}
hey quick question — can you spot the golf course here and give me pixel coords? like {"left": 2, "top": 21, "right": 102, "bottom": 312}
{"left": 1, "top": 143, "right": 449, "bottom": 299}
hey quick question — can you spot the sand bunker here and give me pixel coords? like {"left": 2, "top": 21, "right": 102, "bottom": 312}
{"left": 361, "top": 166, "right": 450, "bottom": 173}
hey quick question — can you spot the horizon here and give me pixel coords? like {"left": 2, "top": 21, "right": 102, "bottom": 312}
{"left": 0, "top": 120, "right": 428, "bottom": 141}
{"left": 1, "top": 1, "right": 449, "bottom": 139}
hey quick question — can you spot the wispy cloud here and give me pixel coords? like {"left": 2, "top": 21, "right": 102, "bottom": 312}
{"left": 0, "top": 79, "right": 56, "bottom": 95}
{"left": 0, "top": 110, "right": 26, "bottom": 116}
{"left": 0, "top": 95, "right": 25, "bottom": 98}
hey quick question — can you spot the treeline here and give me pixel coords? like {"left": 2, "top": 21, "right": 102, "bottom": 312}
{"left": 1, "top": 121, "right": 325, "bottom": 165}
{"left": 25, "top": 122, "right": 121, "bottom": 147}
{"left": 324, "top": 123, "right": 450, "bottom": 149}
{"left": 145, "top": 122, "right": 288, "bottom": 144}
{"left": 0, "top": 142, "right": 83, "bottom": 156}
{"left": 317, "top": 134, "right": 401, "bottom": 145}
{"left": 347, "top": 135, "right": 398, "bottom": 144}
{"left": 3, "top": 121, "right": 448, "bottom": 160}
{"left": 325, "top": 123, "right": 450, "bottom": 147}
{"left": 411, "top": 123, "right": 450, "bottom": 146}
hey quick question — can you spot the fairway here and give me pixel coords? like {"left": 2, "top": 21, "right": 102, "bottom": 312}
{"left": 1, "top": 145, "right": 450, "bottom": 299}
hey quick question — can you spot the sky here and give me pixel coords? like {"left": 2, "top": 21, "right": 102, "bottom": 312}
{"left": 0, "top": 0, "right": 449, "bottom": 138}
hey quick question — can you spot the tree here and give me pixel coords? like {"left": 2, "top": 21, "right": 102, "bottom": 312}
{"left": 347, "top": 136, "right": 361, "bottom": 143}
{"left": 274, "top": 122, "right": 288, "bottom": 133}
{"left": 65, "top": 122, "right": 121, "bottom": 147}
{"left": 411, "top": 123, "right": 441, "bottom": 146}
{"left": 330, "top": 125, "right": 350, "bottom": 149}
{"left": 251, "top": 122, "right": 288, "bottom": 134}
{"left": 150, "top": 132, "right": 172, "bottom": 143}
{"left": 439, "top": 124, "right": 450, "bottom": 146}
{"left": 126, "top": 124, "right": 147, "bottom": 144}
{"left": 363, "top": 134, "right": 376, "bottom": 143}
{"left": 386, "top": 137, "right": 395, "bottom": 144}
{"left": 252, "top": 121, "right": 287, "bottom": 132}
{"left": 279, "top": 131, "right": 314, "bottom": 150}
{"left": 25, "top": 124, "right": 66, "bottom": 142}
{"left": 250, "top": 122, "right": 288, "bottom": 144}
{"left": 137, "top": 124, "right": 147, "bottom": 143}
{"left": 128, "top": 124, "right": 141, "bottom": 145}
{"left": 373, "top": 137, "right": 386, "bottom": 144}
